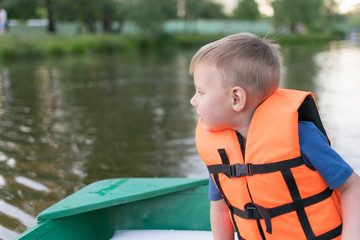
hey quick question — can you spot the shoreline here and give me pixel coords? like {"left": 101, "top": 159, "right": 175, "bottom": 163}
{"left": 0, "top": 33, "right": 344, "bottom": 61}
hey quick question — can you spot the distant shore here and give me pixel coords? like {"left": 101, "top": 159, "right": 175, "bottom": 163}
{"left": 0, "top": 33, "right": 345, "bottom": 61}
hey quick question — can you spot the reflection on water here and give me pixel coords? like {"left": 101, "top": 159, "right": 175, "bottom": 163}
{"left": 0, "top": 41, "right": 360, "bottom": 239}
{"left": 281, "top": 41, "right": 360, "bottom": 171}
{"left": 0, "top": 50, "right": 206, "bottom": 239}
{"left": 314, "top": 41, "right": 360, "bottom": 171}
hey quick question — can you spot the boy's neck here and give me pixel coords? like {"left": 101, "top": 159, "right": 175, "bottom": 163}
{"left": 234, "top": 106, "right": 257, "bottom": 142}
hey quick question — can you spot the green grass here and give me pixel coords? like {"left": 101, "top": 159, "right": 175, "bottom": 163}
{"left": 0, "top": 34, "right": 139, "bottom": 60}
{"left": 0, "top": 32, "right": 345, "bottom": 61}
{"left": 268, "top": 33, "right": 344, "bottom": 45}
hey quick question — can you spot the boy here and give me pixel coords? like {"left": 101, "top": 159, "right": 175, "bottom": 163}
{"left": 189, "top": 33, "right": 360, "bottom": 240}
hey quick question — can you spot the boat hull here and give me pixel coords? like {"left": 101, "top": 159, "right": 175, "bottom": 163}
{"left": 15, "top": 178, "right": 211, "bottom": 240}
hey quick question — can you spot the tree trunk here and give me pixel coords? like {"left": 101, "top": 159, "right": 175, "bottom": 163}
{"left": 86, "top": 20, "right": 96, "bottom": 32}
{"left": 46, "top": 0, "right": 56, "bottom": 33}
{"left": 103, "top": 15, "right": 112, "bottom": 32}
{"left": 102, "top": 2, "right": 113, "bottom": 33}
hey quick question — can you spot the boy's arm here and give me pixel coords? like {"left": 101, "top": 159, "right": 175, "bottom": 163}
{"left": 336, "top": 172, "right": 360, "bottom": 240}
{"left": 210, "top": 199, "right": 234, "bottom": 240}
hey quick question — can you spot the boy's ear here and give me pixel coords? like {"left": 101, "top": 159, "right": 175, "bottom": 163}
{"left": 231, "top": 86, "right": 246, "bottom": 112}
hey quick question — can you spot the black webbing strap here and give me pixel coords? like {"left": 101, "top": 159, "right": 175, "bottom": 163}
{"left": 230, "top": 187, "right": 333, "bottom": 235}
{"left": 268, "top": 187, "right": 333, "bottom": 218}
{"left": 316, "top": 224, "right": 342, "bottom": 240}
{"left": 218, "top": 148, "right": 230, "bottom": 164}
{"left": 209, "top": 149, "right": 303, "bottom": 178}
{"left": 214, "top": 149, "right": 245, "bottom": 240}
{"left": 245, "top": 203, "right": 272, "bottom": 234}
{"left": 213, "top": 149, "right": 340, "bottom": 238}
{"left": 233, "top": 203, "right": 341, "bottom": 238}
{"left": 281, "top": 169, "right": 316, "bottom": 239}
{"left": 213, "top": 174, "right": 245, "bottom": 240}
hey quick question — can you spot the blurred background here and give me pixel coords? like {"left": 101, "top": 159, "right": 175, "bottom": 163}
{"left": 0, "top": 0, "right": 359, "bottom": 239}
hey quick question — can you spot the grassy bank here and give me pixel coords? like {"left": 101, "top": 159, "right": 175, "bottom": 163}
{"left": 0, "top": 33, "right": 344, "bottom": 61}
{"left": 0, "top": 34, "right": 139, "bottom": 60}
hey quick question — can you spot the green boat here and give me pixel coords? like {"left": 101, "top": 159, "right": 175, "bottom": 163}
{"left": 14, "top": 178, "right": 211, "bottom": 240}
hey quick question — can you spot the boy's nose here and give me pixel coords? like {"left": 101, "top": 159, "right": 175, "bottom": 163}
{"left": 190, "top": 95, "right": 197, "bottom": 107}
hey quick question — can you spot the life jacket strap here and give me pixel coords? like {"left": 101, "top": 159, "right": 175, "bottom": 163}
{"left": 246, "top": 203, "right": 272, "bottom": 234}
{"left": 316, "top": 224, "right": 342, "bottom": 240}
{"left": 230, "top": 187, "right": 333, "bottom": 235}
{"left": 213, "top": 173, "right": 246, "bottom": 240}
{"left": 208, "top": 150, "right": 303, "bottom": 178}
{"left": 268, "top": 187, "right": 333, "bottom": 218}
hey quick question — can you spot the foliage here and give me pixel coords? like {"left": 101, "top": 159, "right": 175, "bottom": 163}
{"left": 272, "top": 0, "right": 324, "bottom": 32}
{"left": 55, "top": 0, "right": 103, "bottom": 32}
{"left": 0, "top": 32, "right": 344, "bottom": 61}
{"left": 0, "top": 0, "right": 43, "bottom": 19}
{"left": 174, "top": 33, "right": 227, "bottom": 47}
{"left": 0, "top": 0, "right": 230, "bottom": 35}
{"left": 186, "top": 0, "right": 227, "bottom": 19}
{"left": 269, "top": 32, "right": 343, "bottom": 44}
{"left": 182, "top": 0, "right": 227, "bottom": 20}
{"left": 348, "top": 12, "right": 360, "bottom": 27}
{"left": 122, "top": 0, "right": 178, "bottom": 36}
{"left": 2, "top": 0, "right": 351, "bottom": 36}
{"left": 271, "top": 0, "right": 347, "bottom": 34}
{"left": 233, "top": 0, "right": 261, "bottom": 20}
{"left": 0, "top": 34, "right": 137, "bottom": 60}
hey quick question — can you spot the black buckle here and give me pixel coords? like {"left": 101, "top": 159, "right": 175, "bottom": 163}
{"left": 244, "top": 202, "right": 272, "bottom": 234}
{"left": 244, "top": 203, "right": 262, "bottom": 219}
{"left": 229, "top": 163, "right": 252, "bottom": 177}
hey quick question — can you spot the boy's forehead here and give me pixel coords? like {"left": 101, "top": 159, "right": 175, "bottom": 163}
{"left": 194, "top": 63, "right": 223, "bottom": 87}
{"left": 194, "top": 64, "right": 215, "bottom": 80}
{"left": 194, "top": 62, "right": 219, "bottom": 76}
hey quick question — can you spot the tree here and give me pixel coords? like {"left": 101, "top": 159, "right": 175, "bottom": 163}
{"left": 272, "top": 0, "right": 324, "bottom": 33}
{"left": 55, "top": 0, "right": 102, "bottom": 32}
{"left": 184, "top": 0, "right": 227, "bottom": 20}
{"left": 101, "top": 0, "right": 116, "bottom": 33}
{"left": 199, "top": 1, "right": 227, "bottom": 19}
{"left": 45, "top": 0, "right": 55, "bottom": 33}
{"left": 123, "top": 0, "right": 178, "bottom": 36}
{"left": 321, "top": 0, "right": 343, "bottom": 32}
{"left": 57, "top": 0, "right": 120, "bottom": 33}
{"left": 0, "top": 0, "right": 42, "bottom": 19}
{"left": 0, "top": 0, "right": 57, "bottom": 33}
{"left": 233, "top": 0, "right": 261, "bottom": 20}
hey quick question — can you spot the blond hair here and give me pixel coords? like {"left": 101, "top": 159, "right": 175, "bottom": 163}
{"left": 189, "top": 33, "right": 281, "bottom": 103}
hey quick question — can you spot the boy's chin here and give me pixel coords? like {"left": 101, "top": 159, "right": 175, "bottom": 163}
{"left": 202, "top": 122, "right": 227, "bottom": 132}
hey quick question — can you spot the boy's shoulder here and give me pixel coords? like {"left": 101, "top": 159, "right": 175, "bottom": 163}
{"left": 298, "top": 121, "right": 331, "bottom": 148}
{"left": 298, "top": 121, "right": 327, "bottom": 138}
{"left": 298, "top": 121, "right": 317, "bottom": 129}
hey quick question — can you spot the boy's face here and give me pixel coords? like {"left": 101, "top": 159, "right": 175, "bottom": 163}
{"left": 190, "top": 63, "right": 235, "bottom": 132}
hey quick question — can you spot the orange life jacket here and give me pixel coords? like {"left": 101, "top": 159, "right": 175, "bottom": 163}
{"left": 196, "top": 89, "right": 343, "bottom": 240}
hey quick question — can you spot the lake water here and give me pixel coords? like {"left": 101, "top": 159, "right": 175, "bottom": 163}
{"left": 0, "top": 40, "right": 360, "bottom": 239}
